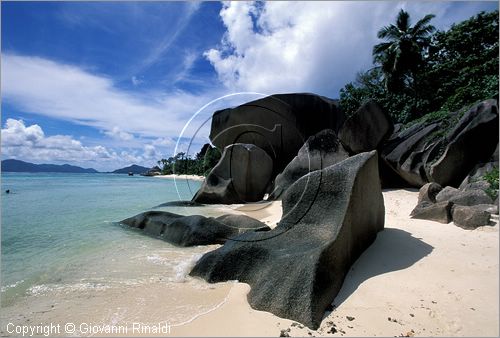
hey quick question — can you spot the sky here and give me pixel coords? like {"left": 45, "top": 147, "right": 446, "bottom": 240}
{"left": 1, "top": 1, "right": 498, "bottom": 171}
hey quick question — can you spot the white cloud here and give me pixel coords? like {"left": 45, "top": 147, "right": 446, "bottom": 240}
{"left": 1, "top": 53, "right": 271, "bottom": 169}
{"left": 143, "top": 144, "right": 158, "bottom": 159}
{"left": 173, "top": 51, "right": 199, "bottom": 84}
{"left": 1, "top": 53, "right": 215, "bottom": 139}
{"left": 104, "top": 126, "right": 135, "bottom": 141}
{"left": 153, "top": 137, "right": 174, "bottom": 146}
{"left": 1, "top": 119, "right": 161, "bottom": 171}
{"left": 205, "top": 1, "right": 497, "bottom": 97}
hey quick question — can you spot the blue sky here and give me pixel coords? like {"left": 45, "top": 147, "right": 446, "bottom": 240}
{"left": 1, "top": 1, "right": 497, "bottom": 171}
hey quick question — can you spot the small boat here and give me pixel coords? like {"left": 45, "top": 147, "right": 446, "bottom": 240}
{"left": 128, "top": 172, "right": 134, "bottom": 176}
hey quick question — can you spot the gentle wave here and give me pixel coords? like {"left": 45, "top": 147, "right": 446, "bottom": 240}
{"left": 28, "top": 282, "right": 110, "bottom": 296}
{"left": 1, "top": 279, "right": 25, "bottom": 293}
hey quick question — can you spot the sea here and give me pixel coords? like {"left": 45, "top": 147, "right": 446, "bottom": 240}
{"left": 0, "top": 173, "right": 234, "bottom": 333}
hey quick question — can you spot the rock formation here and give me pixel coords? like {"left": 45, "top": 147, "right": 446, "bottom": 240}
{"left": 193, "top": 143, "right": 273, "bottom": 204}
{"left": 190, "top": 151, "right": 385, "bottom": 329}
{"left": 209, "top": 93, "right": 345, "bottom": 175}
{"left": 411, "top": 177, "right": 497, "bottom": 228}
{"left": 381, "top": 99, "right": 499, "bottom": 187}
{"left": 269, "top": 129, "right": 349, "bottom": 199}
{"left": 121, "top": 211, "right": 270, "bottom": 246}
{"left": 339, "top": 100, "right": 393, "bottom": 154}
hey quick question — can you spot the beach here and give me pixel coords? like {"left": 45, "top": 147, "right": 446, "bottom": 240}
{"left": 173, "top": 189, "right": 499, "bottom": 337}
{"left": 153, "top": 174, "right": 206, "bottom": 181}
{"left": 1, "top": 186, "right": 498, "bottom": 337}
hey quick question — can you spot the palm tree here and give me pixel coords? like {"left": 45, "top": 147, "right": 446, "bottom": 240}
{"left": 373, "top": 9, "right": 435, "bottom": 93}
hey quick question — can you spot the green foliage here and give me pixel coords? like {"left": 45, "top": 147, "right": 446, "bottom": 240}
{"left": 484, "top": 167, "right": 499, "bottom": 200}
{"left": 157, "top": 144, "right": 221, "bottom": 176}
{"left": 422, "top": 10, "right": 499, "bottom": 113}
{"left": 339, "top": 9, "right": 499, "bottom": 124}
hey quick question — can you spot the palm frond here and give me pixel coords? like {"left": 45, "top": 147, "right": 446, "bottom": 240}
{"left": 396, "top": 9, "right": 411, "bottom": 31}
{"left": 412, "top": 14, "right": 436, "bottom": 36}
{"left": 377, "top": 25, "right": 401, "bottom": 40}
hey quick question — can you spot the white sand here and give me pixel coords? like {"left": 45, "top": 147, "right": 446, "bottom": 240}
{"left": 153, "top": 174, "right": 205, "bottom": 181}
{"left": 3, "top": 190, "right": 497, "bottom": 337}
{"left": 217, "top": 201, "right": 283, "bottom": 229}
{"left": 174, "top": 189, "right": 499, "bottom": 337}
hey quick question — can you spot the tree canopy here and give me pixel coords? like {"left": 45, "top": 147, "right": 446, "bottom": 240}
{"left": 340, "top": 10, "right": 499, "bottom": 124}
{"left": 156, "top": 144, "right": 221, "bottom": 176}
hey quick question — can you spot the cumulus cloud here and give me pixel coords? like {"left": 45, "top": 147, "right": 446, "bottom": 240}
{"left": 104, "top": 126, "right": 135, "bottom": 141}
{"left": 1, "top": 119, "right": 162, "bottom": 171}
{"left": 143, "top": 144, "right": 159, "bottom": 159}
{"left": 1, "top": 53, "right": 216, "bottom": 139}
{"left": 205, "top": 1, "right": 497, "bottom": 97}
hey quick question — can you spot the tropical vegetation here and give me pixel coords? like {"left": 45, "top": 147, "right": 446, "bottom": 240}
{"left": 156, "top": 143, "right": 221, "bottom": 176}
{"left": 340, "top": 10, "right": 499, "bottom": 124}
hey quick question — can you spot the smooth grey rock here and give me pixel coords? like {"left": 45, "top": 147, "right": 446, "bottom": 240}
{"left": 417, "top": 182, "right": 443, "bottom": 204}
{"left": 154, "top": 200, "right": 203, "bottom": 208}
{"left": 339, "top": 100, "right": 393, "bottom": 154}
{"left": 436, "top": 188, "right": 493, "bottom": 206}
{"left": 435, "top": 186, "right": 460, "bottom": 203}
{"left": 410, "top": 201, "right": 453, "bottom": 224}
{"left": 381, "top": 122, "right": 440, "bottom": 187}
{"left": 471, "top": 204, "right": 499, "bottom": 215}
{"left": 452, "top": 205, "right": 491, "bottom": 229}
{"left": 190, "top": 151, "right": 384, "bottom": 329}
{"left": 209, "top": 93, "right": 345, "bottom": 175}
{"left": 121, "top": 211, "right": 268, "bottom": 246}
{"left": 121, "top": 211, "right": 182, "bottom": 237}
{"left": 269, "top": 129, "right": 349, "bottom": 199}
{"left": 193, "top": 143, "right": 273, "bottom": 204}
{"left": 459, "top": 161, "right": 498, "bottom": 190}
{"left": 381, "top": 100, "right": 499, "bottom": 188}
{"left": 429, "top": 100, "right": 499, "bottom": 187}
{"left": 215, "top": 214, "right": 271, "bottom": 232}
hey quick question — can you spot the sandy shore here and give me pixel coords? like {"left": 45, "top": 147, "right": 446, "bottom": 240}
{"left": 153, "top": 174, "right": 205, "bottom": 181}
{"left": 1, "top": 190, "right": 497, "bottom": 337}
{"left": 174, "top": 189, "right": 499, "bottom": 337}
{"left": 217, "top": 200, "right": 283, "bottom": 228}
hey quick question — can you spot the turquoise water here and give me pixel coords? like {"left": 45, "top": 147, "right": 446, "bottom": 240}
{"left": 1, "top": 173, "right": 206, "bottom": 306}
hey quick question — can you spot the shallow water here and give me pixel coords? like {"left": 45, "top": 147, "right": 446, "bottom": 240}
{"left": 1, "top": 173, "right": 232, "bottom": 330}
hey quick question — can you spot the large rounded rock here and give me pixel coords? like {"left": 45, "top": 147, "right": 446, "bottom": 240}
{"left": 429, "top": 100, "right": 499, "bottom": 187}
{"left": 452, "top": 205, "right": 491, "bottom": 229}
{"left": 215, "top": 214, "right": 271, "bottom": 232}
{"left": 410, "top": 201, "right": 453, "bottom": 224}
{"left": 437, "top": 188, "right": 493, "bottom": 206}
{"left": 121, "top": 211, "right": 270, "bottom": 246}
{"left": 459, "top": 160, "right": 498, "bottom": 191}
{"left": 435, "top": 186, "right": 460, "bottom": 203}
{"left": 193, "top": 143, "right": 273, "bottom": 204}
{"left": 269, "top": 129, "right": 349, "bottom": 199}
{"left": 339, "top": 100, "right": 393, "bottom": 154}
{"left": 209, "top": 93, "right": 345, "bottom": 175}
{"left": 381, "top": 121, "right": 442, "bottom": 187}
{"left": 190, "top": 151, "right": 385, "bottom": 329}
{"left": 381, "top": 99, "right": 499, "bottom": 187}
{"left": 417, "top": 182, "right": 443, "bottom": 204}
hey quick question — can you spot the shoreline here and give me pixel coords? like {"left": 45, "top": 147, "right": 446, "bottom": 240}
{"left": 173, "top": 189, "right": 499, "bottom": 337}
{"left": 1, "top": 189, "right": 498, "bottom": 337}
{"left": 153, "top": 174, "right": 205, "bottom": 181}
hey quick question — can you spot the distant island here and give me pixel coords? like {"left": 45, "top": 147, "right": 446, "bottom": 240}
{"left": 111, "top": 164, "right": 151, "bottom": 174}
{"left": 1, "top": 160, "right": 161, "bottom": 175}
{"left": 1, "top": 159, "right": 98, "bottom": 173}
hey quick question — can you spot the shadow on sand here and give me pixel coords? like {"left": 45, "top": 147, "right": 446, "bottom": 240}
{"left": 333, "top": 228, "right": 434, "bottom": 307}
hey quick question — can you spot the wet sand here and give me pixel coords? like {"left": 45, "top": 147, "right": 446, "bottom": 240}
{"left": 1, "top": 190, "right": 498, "bottom": 337}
